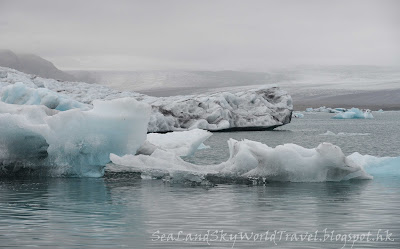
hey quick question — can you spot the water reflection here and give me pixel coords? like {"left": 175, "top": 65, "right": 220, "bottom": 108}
{"left": 0, "top": 177, "right": 399, "bottom": 248}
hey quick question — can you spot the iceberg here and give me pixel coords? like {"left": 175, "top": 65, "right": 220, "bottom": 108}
{"left": 305, "top": 107, "right": 314, "bottom": 112}
{"left": 0, "top": 67, "right": 293, "bottom": 132}
{"left": 109, "top": 139, "right": 372, "bottom": 184}
{"left": 332, "top": 108, "right": 373, "bottom": 119}
{"left": 0, "top": 98, "right": 150, "bottom": 177}
{"left": 138, "top": 129, "right": 212, "bottom": 157}
{"left": 292, "top": 112, "right": 304, "bottom": 118}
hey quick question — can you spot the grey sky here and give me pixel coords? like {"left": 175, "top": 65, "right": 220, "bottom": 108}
{"left": 1, "top": 0, "right": 399, "bottom": 70}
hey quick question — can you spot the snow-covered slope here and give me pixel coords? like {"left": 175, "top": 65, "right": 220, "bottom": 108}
{"left": 0, "top": 67, "right": 293, "bottom": 132}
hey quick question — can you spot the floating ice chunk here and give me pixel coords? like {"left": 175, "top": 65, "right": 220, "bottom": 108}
{"left": 138, "top": 129, "right": 212, "bottom": 157}
{"left": 44, "top": 98, "right": 151, "bottom": 174}
{"left": 1, "top": 82, "right": 89, "bottom": 111}
{"left": 197, "top": 143, "right": 211, "bottom": 150}
{"left": 145, "top": 86, "right": 293, "bottom": 132}
{"left": 305, "top": 108, "right": 314, "bottom": 112}
{"left": 306, "top": 106, "right": 347, "bottom": 113}
{"left": 0, "top": 98, "right": 151, "bottom": 177}
{"left": 320, "top": 131, "right": 336, "bottom": 136}
{"left": 220, "top": 140, "right": 372, "bottom": 182}
{"left": 332, "top": 108, "right": 373, "bottom": 119}
{"left": 109, "top": 140, "right": 372, "bottom": 183}
{"left": 376, "top": 109, "right": 384, "bottom": 113}
{"left": 109, "top": 149, "right": 215, "bottom": 184}
{"left": 320, "top": 131, "right": 370, "bottom": 136}
{"left": 292, "top": 112, "right": 304, "bottom": 118}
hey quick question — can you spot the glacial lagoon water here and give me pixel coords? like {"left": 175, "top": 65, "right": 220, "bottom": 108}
{"left": 1, "top": 112, "right": 400, "bottom": 248}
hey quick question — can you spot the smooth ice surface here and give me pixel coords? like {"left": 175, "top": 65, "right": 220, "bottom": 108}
{"left": 0, "top": 67, "right": 293, "bottom": 132}
{"left": 332, "top": 108, "right": 373, "bottom": 119}
{"left": 109, "top": 140, "right": 372, "bottom": 183}
{"left": 142, "top": 129, "right": 212, "bottom": 157}
{"left": 0, "top": 98, "right": 150, "bottom": 177}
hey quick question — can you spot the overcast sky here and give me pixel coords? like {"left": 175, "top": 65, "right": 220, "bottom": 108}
{"left": 1, "top": 0, "right": 399, "bottom": 71}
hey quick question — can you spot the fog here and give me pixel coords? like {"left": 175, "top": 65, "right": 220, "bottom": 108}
{"left": 1, "top": 0, "right": 399, "bottom": 70}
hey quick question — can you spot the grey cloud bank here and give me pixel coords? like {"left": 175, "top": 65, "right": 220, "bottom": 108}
{"left": 1, "top": 0, "right": 399, "bottom": 70}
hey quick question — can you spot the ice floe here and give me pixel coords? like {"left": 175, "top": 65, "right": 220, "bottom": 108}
{"left": 332, "top": 108, "right": 373, "bottom": 119}
{"left": 109, "top": 139, "right": 372, "bottom": 184}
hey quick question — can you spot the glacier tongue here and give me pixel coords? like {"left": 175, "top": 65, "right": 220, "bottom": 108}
{"left": 0, "top": 67, "right": 293, "bottom": 132}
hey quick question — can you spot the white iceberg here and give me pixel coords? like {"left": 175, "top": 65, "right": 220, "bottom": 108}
{"left": 139, "top": 129, "right": 212, "bottom": 157}
{"left": 332, "top": 108, "right": 373, "bottom": 119}
{"left": 109, "top": 139, "right": 372, "bottom": 184}
{"left": 0, "top": 67, "right": 293, "bottom": 132}
{"left": 0, "top": 98, "right": 150, "bottom": 177}
{"left": 144, "top": 87, "right": 293, "bottom": 132}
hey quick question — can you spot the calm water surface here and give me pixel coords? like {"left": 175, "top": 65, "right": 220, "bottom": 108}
{"left": 1, "top": 112, "right": 399, "bottom": 248}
